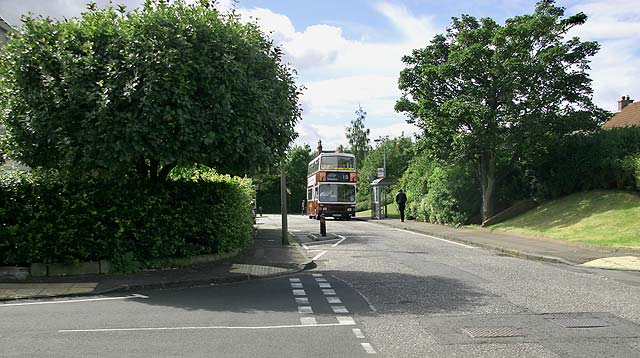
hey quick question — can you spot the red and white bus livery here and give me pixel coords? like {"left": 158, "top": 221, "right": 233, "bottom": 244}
{"left": 306, "top": 152, "right": 357, "bottom": 220}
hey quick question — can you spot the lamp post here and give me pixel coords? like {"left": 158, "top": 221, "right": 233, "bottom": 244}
{"left": 374, "top": 136, "right": 389, "bottom": 218}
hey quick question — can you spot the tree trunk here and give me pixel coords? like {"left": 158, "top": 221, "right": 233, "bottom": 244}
{"left": 480, "top": 151, "right": 496, "bottom": 224}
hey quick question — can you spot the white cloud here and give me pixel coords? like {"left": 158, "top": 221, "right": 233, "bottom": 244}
{"left": 239, "top": 2, "right": 438, "bottom": 150}
{"left": 565, "top": 0, "right": 640, "bottom": 112}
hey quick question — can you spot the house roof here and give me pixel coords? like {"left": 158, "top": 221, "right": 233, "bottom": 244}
{"left": 603, "top": 102, "right": 640, "bottom": 128}
{"left": 0, "top": 16, "right": 11, "bottom": 31}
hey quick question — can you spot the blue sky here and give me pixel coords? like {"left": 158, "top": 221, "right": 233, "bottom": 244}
{"left": 1, "top": 0, "right": 639, "bottom": 149}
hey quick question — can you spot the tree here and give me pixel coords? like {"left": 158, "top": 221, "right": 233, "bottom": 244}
{"left": 357, "top": 136, "right": 415, "bottom": 204}
{"left": 0, "top": 0, "right": 301, "bottom": 186}
{"left": 285, "top": 144, "right": 313, "bottom": 211}
{"left": 346, "top": 105, "right": 371, "bottom": 168}
{"left": 395, "top": 0, "right": 608, "bottom": 221}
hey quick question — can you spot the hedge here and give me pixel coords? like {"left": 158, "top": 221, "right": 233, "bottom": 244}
{"left": 0, "top": 169, "right": 254, "bottom": 267}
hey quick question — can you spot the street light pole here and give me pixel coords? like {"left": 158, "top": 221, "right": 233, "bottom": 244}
{"left": 280, "top": 158, "right": 288, "bottom": 245}
{"left": 375, "top": 136, "right": 389, "bottom": 218}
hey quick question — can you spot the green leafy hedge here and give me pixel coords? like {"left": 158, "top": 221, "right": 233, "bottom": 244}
{"left": 529, "top": 127, "right": 640, "bottom": 199}
{"left": 0, "top": 169, "right": 253, "bottom": 266}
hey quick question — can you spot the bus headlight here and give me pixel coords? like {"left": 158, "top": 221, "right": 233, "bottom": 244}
{"left": 322, "top": 207, "right": 328, "bottom": 211}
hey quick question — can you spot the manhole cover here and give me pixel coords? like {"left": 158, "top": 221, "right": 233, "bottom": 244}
{"left": 546, "top": 317, "right": 611, "bottom": 328}
{"left": 462, "top": 327, "right": 524, "bottom": 338}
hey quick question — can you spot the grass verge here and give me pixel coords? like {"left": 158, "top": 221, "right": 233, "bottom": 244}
{"left": 488, "top": 190, "right": 640, "bottom": 249}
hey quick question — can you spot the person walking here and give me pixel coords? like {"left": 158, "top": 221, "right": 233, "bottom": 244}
{"left": 395, "top": 189, "right": 407, "bottom": 222}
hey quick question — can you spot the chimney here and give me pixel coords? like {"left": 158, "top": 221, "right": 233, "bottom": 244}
{"left": 618, "top": 95, "right": 634, "bottom": 112}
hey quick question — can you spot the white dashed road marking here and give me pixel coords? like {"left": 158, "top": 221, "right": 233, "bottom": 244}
{"left": 298, "top": 306, "right": 313, "bottom": 314}
{"left": 331, "top": 235, "right": 347, "bottom": 247}
{"left": 295, "top": 297, "right": 309, "bottom": 304}
{"left": 336, "top": 316, "right": 355, "bottom": 325}
{"left": 315, "top": 277, "right": 328, "bottom": 282}
{"left": 300, "top": 317, "right": 317, "bottom": 325}
{"left": 352, "top": 328, "right": 365, "bottom": 339}
{"left": 361, "top": 343, "right": 377, "bottom": 354}
{"left": 326, "top": 297, "right": 342, "bottom": 304}
{"left": 331, "top": 306, "right": 349, "bottom": 314}
{"left": 312, "top": 273, "right": 323, "bottom": 277}
{"left": 292, "top": 290, "right": 306, "bottom": 296}
{"left": 322, "top": 289, "right": 336, "bottom": 295}
{"left": 290, "top": 283, "right": 303, "bottom": 289}
{"left": 318, "top": 283, "right": 332, "bottom": 288}
{"left": 311, "top": 251, "right": 328, "bottom": 261}
{"left": 289, "top": 278, "right": 301, "bottom": 282}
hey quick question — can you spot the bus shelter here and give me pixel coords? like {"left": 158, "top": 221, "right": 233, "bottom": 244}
{"left": 370, "top": 178, "right": 397, "bottom": 219}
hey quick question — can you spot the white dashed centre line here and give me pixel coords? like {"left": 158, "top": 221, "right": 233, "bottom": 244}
{"left": 352, "top": 328, "right": 365, "bottom": 339}
{"left": 361, "top": 343, "right": 377, "bottom": 354}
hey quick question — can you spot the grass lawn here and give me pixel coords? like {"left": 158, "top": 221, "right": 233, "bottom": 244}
{"left": 488, "top": 190, "right": 640, "bottom": 249}
{"left": 357, "top": 204, "right": 401, "bottom": 218}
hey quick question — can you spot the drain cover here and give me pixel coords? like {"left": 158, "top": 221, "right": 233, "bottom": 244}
{"left": 462, "top": 327, "right": 524, "bottom": 338}
{"left": 546, "top": 317, "right": 611, "bottom": 328}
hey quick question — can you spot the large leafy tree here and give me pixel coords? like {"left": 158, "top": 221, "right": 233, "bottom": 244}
{"left": 0, "top": 0, "right": 301, "bottom": 185}
{"left": 357, "top": 136, "right": 415, "bottom": 204}
{"left": 395, "top": 0, "right": 608, "bottom": 221}
{"left": 346, "top": 105, "right": 371, "bottom": 168}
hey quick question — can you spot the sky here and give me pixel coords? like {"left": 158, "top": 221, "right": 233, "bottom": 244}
{"left": 1, "top": 0, "right": 639, "bottom": 150}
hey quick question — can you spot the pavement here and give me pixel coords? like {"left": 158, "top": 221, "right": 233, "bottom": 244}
{"left": 361, "top": 216, "right": 640, "bottom": 271}
{"left": 2, "top": 214, "right": 638, "bottom": 301}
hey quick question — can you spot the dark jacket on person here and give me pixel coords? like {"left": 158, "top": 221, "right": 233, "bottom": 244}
{"left": 395, "top": 191, "right": 407, "bottom": 207}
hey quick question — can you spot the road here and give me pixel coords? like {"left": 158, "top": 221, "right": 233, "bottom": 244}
{"left": 2, "top": 215, "right": 639, "bottom": 357}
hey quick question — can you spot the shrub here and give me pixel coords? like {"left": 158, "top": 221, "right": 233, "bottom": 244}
{"left": 401, "top": 156, "right": 480, "bottom": 225}
{"left": 0, "top": 168, "right": 253, "bottom": 266}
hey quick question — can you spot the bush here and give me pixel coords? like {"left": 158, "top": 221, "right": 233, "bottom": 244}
{"left": 401, "top": 156, "right": 480, "bottom": 225}
{"left": 530, "top": 127, "right": 640, "bottom": 199}
{"left": 0, "top": 168, "right": 253, "bottom": 266}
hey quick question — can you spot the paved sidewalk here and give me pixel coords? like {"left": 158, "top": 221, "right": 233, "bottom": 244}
{"left": 0, "top": 217, "right": 310, "bottom": 301}
{"left": 367, "top": 218, "right": 640, "bottom": 271}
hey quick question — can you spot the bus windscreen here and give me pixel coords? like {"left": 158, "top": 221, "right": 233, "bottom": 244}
{"left": 320, "top": 156, "right": 355, "bottom": 170}
{"left": 318, "top": 184, "right": 356, "bottom": 203}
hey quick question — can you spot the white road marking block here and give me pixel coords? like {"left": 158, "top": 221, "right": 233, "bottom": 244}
{"left": 361, "top": 343, "right": 377, "bottom": 354}
{"left": 318, "top": 283, "right": 332, "bottom": 288}
{"left": 289, "top": 278, "right": 301, "bottom": 282}
{"left": 295, "top": 297, "right": 309, "bottom": 304}
{"left": 332, "top": 306, "right": 349, "bottom": 313}
{"left": 337, "top": 316, "right": 355, "bottom": 325}
{"left": 312, "top": 273, "right": 324, "bottom": 277}
{"left": 0, "top": 294, "right": 148, "bottom": 307}
{"left": 292, "top": 290, "right": 306, "bottom": 296}
{"left": 300, "top": 317, "right": 317, "bottom": 325}
{"left": 322, "top": 289, "right": 336, "bottom": 295}
{"left": 326, "top": 297, "right": 342, "bottom": 304}
{"left": 314, "top": 278, "right": 328, "bottom": 282}
{"left": 352, "top": 328, "right": 365, "bottom": 339}
{"left": 298, "top": 306, "right": 313, "bottom": 314}
{"left": 290, "top": 283, "right": 303, "bottom": 289}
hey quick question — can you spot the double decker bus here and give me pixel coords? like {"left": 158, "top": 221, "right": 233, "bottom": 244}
{"left": 306, "top": 152, "right": 357, "bottom": 220}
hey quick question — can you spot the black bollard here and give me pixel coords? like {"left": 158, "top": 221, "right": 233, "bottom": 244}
{"left": 320, "top": 215, "right": 327, "bottom": 237}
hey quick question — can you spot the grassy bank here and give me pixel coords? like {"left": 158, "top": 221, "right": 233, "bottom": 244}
{"left": 356, "top": 204, "right": 401, "bottom": 218}
{"left": 488, "top": 190, "right": 640, "bottom": 249}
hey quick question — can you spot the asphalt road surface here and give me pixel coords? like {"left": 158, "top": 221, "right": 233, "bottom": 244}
{"left": 2, "top": 215, "right": 639, "bottom": 357}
